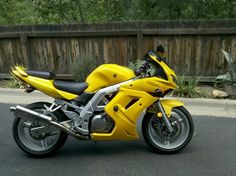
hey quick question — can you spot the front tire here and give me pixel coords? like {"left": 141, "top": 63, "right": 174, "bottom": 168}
{"left": 142, "top": 106, "right": 194, "bottom": 154}
{"left": 12, "top": 102, "right": 68, "bottom": 157}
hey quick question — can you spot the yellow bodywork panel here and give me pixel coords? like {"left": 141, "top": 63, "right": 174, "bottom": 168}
{"left": 91, "top": 98, "right": 184, "bottom": 140}
{"left": 11, "top": 66, "right": 77, "bottom": 100}
{"left": 91, "top": 87, "right": 158, "bottom": 140}
{"left": 85, "top": 64, "right": 135, "bottom": 92}
{"left": 160, "top": 99, "right": 184, "bottom": 117}
{"left": 149, "top": 52, "right": 178, "bottom": 82}
{"left": 122, "top": 77, "right": 177, "bottom": 93}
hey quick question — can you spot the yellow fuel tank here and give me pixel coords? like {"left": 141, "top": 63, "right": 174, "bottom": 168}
{"left": 85, "top": 64, "right": 135, "bottom": 92}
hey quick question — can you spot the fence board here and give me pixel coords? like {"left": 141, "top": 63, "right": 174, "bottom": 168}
{"left": 1, "top": 20, "right": 236, "bottom": 77}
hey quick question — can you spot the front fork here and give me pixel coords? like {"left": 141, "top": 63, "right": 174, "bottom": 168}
{"left": 156, "top": 101, "right": 174, "bottom": 132}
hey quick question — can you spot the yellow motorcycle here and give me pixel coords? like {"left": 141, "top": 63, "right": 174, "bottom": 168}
{"left": 10, "top": 50, "right": 194, "bottom": 157}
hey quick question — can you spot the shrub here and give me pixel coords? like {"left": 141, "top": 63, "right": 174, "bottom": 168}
{"left": 71, "top": 55, "right": 96, "bottom": 82}
{"left": 173, "top": 74, "right": 202, "bottom": 98}
{"left": 215, "top": 50, "right": 236, "bottom": 87}
{"left": 3, "top": 77, "right": 24, "bottom": 88}
{"left": 128, "top": 59, "right": 143, "bottom": 71}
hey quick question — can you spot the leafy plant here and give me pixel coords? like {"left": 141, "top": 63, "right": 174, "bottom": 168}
{"left": 71, "top": 55, "right": 96, "bottom": 82}
{"left": 215, "top": 50, "right": 236, "bottom": 87}
{"left": 3, "top": 77, "right": 24, "bottom": 89}
{"left": 173, "top": 74, "right": 202, "bottom": 98}
{"left": 128, "top": 59, "right": 143, "bottom": 71}
{"left": 2, "top": 0, "right": 236, "bottom": 24}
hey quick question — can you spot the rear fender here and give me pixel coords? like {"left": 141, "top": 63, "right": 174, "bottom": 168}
{"left": 10, "top": 66, "right": 77, "bottom": 100}
{"left": 160, "top": 99, "right": 184, "bottom": 117}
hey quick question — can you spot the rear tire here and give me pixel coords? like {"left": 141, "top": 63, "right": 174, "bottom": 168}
{"left": 142, "top": 106, "right": 194, "bottom": 154}
{"left": 12, "top": 102, "right": 68, "bottom": 157}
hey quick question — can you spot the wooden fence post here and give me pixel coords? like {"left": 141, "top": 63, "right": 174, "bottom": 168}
{"left": 19, "top": 33, "right": 34, "bottom": 69}
{"left": 137, "top": 30, "right": 143, "bottom": 59}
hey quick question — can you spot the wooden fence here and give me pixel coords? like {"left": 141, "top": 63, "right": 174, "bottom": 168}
{"left": 1, "top": 19, "right": 236, "bottom": 78}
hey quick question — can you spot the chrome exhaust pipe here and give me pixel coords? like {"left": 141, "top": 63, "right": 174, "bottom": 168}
{"left": 10, "top": 105, "right": 87, "bottom": 140}
{"left": 10, "top": 105, "right": 52, "bottom": 122}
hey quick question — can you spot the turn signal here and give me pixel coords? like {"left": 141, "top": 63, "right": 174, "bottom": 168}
{"left": 157, "top": 112, "right": 162, "bottom": 118}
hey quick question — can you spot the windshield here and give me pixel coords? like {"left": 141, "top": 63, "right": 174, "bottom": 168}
{"left": 143, "top": 51, "right": 169, "bottom": 80}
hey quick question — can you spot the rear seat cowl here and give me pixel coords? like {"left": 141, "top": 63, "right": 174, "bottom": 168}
{"left": 26, "top": 70, "right": 56, "bottom": 79}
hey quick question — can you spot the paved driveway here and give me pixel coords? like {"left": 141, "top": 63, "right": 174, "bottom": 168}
{"left": 0, "top": 103, "right": 236, "bottom": 176}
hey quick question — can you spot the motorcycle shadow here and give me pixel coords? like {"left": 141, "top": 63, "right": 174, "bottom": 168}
{"left": 58, "top": 137, "right": 148, "bottom": 157}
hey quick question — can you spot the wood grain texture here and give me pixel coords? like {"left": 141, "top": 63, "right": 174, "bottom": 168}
{"left": 1, "top": 20, "right": 236, "bottom": 77}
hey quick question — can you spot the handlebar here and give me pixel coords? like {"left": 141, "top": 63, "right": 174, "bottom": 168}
{"left": 135, "top": 61, "right": 150, "bottom": 76}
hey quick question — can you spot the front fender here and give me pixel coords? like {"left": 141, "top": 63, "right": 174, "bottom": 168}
{"left": 160, "top": 99, "right": 184, "bottom": 117}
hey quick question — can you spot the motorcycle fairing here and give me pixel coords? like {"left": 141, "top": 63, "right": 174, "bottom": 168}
{"left": 122, "top": 77, "right": 177, "bottom": 93}
{"left": 148, "top": 51, "right": 177, "bottom": 81}
{"left": 91, "top": 87, "right": 158, "bottom": 140}
{"left": 91, "top": 89, "right": 184, "bottom": 140}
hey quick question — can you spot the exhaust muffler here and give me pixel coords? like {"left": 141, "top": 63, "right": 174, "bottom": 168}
{"left": 10, "top": 105, "right": 87, "bottom": 139}
{"left": 10, "top": 105, "right": 52, "bottom": 122}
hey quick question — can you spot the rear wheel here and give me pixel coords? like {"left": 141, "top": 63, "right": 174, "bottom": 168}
{"left": 142, "top": 106, "right": 194, "bottom": 154}
{"left": 13, "top": 102, "right": 68, "bottom": 157}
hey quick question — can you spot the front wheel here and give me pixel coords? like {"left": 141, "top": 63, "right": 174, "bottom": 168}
{"left": 142, "top": 106, "right": 194, "bottom": 154}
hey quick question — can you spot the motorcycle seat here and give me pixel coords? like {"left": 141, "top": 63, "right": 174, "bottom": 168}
{"left": 26, "top": 70, "right": 56, "bottom": 80}
{"left": 53, "top": 80, "right": 88, "bottom": 95}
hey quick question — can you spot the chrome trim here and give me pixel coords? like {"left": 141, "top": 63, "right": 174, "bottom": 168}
{"left": 13, "top": 105, "right": 52, "bottom": 121}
